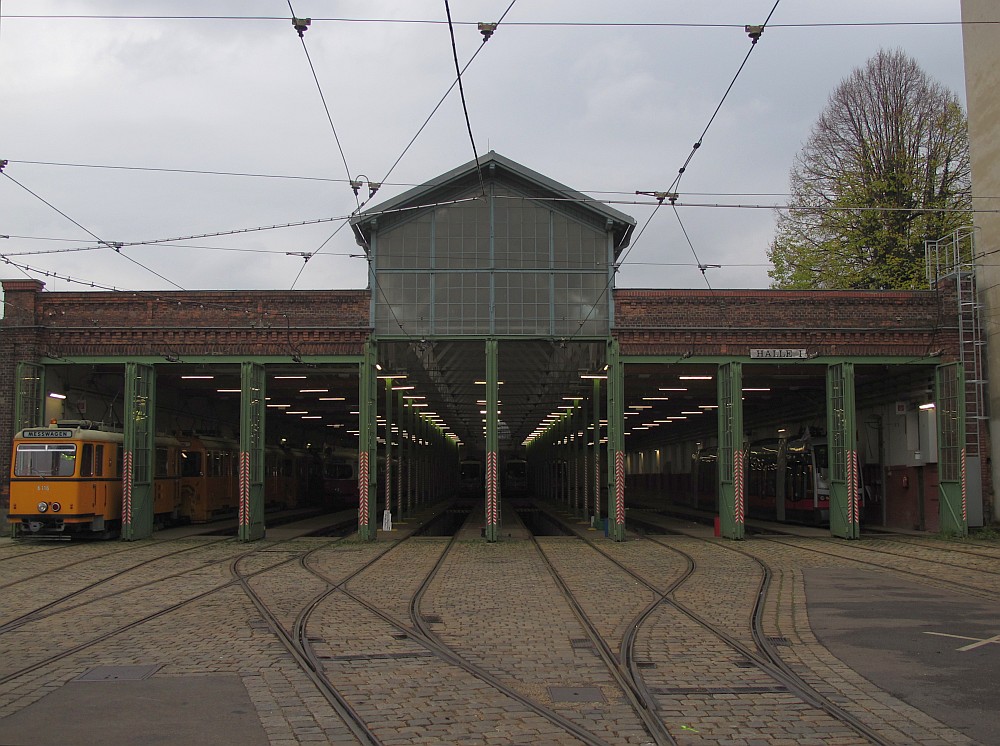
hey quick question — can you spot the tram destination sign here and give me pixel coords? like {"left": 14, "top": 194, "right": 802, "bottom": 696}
{"left": 21, "top": 429, "right": 73, "bottom": 438}
{"left": 749, "top": 348, "right": 808, "bottom": 359}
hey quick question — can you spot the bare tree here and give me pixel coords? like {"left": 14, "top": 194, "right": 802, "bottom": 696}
{"left": 768, "top": 49, "right": 971, "bottom": 289}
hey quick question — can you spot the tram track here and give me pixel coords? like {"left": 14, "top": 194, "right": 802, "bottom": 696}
{"left": 0, "top": 537, "right": 237, "bottom": 634}
{"left": 543, "top": 507, "right": 897, "bottom": 746}
{"left": 867, "top": 534, "right": 1000, "bottom": 562}
{"left": 763, "top": 536, "right": 999, "bottom": 600}
{"left": 0, "top": 536, "right": 208, "bottom": 592}
{"left": 645, "top": 534, "right": 896, "bottom": 746}
{"left": 232, "top": 539, "right": 384, "bottom": 746}
{"left": 528, "top": 533, "right": 679, "bottom": 746}
{"left": 0, "top": 546, "right": 302, "bottom": 688}
{"left": 0, "top": 519, "right": 352, "bottom": 688}
{"left": 281, "top": 523, "right": 618, "bottom": 745}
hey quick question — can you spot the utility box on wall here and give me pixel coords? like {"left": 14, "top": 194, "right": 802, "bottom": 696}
{"left": 904, "top": 406, "right": 938, "bottom": 465}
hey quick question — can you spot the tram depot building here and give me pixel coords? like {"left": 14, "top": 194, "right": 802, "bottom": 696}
{"left": 0, "top": 153, "right": 987, "bottom": 541}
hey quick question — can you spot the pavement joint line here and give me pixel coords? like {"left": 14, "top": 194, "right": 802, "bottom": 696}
{"left": 923, "top": 631, "right": 1000, "bottom": 651}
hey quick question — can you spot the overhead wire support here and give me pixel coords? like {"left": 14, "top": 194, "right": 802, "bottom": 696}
{"left": 444, "top": 0, "right": 486, "bottom": 197}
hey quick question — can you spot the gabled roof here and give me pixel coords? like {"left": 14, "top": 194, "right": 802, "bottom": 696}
{"left": 350, "top": 151, "right": 635, "bottom": 255}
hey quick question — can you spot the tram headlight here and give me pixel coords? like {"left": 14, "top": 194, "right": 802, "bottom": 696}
{"left": 37, "top": 502, "right": 49, "bottom": 513}
{"left": 51, "top": 502, "right": 61, "bottom": 512}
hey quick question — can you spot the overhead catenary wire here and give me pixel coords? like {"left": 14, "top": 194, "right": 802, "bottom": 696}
{"left": 285, "top": 0, "right": 356, "bottom": 206}
{"left": 668, "top": 0, "right": 781, "bottom": 196}
{"left": 376, "top": 0, "right": 517, "bottom": 189}
{"left": 443, "top": 0, "right": 486, "bottom": 197}
{"left": 0, "top": 13, "right": 989, "bottom": 29}
{"left": 1, "top": 3, "right": 975, "bottom": 299}
{"left": 1, "top": 171, "right": 186, "bottom": 291}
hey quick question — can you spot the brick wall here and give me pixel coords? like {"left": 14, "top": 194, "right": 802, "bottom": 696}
{"left": 0, "top": 283, "right": 373, "bottom": 526}
{"left": 612, "top": 285, "right": 959, "bottom": 358}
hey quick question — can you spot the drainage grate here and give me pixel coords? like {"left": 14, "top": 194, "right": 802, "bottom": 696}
{"left": 766, "top": 636, "right": 792, "bottom": 646}
{"left": 548, "top": 686, "right": 606, "bottom": 703}
{"left": 391, "top": 633, "right": 409, "bottom": 640}
{"left": 636, "top": 661, "right": 656, "bottom": 669}
{"left": 421, "top": 614, "right": 443, "bottom": 624}
{"left": 734, "top": 660, "right": 756, "bottom": 668}
{"left": 570, "top": 638, "right": 594, "bottom": 649}
{"left": 76, "top": 665, "right": 162, "bottom": 682}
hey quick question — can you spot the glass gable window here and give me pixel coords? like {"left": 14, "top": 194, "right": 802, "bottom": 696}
{"left": 372, "top": 184, "right": 612, "bottom": 337}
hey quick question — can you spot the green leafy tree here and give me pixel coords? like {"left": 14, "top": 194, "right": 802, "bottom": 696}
{"left": 768, "top": 49, "right": 971, "bottom": 289}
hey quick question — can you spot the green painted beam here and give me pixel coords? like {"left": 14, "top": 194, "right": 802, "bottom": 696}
{"left": 41, "top": 355, "right": 363, "bottom": 365}
{"left": 619, "top": 355, "right": 942, "bottom": 366}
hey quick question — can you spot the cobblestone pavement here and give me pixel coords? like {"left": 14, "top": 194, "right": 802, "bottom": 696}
{"left": 0, "top": 505, "right": 995, "bottom": 745}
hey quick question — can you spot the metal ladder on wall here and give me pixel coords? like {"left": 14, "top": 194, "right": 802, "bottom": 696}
{"left": 926, "top": 228, "right": 987, "bottom": 458}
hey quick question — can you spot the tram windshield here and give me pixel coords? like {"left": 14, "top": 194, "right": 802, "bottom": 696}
{"left": 325, "top": 462, "right": 354, "bottom": 480}
{"left": 14, "top": 443, "right": 77, "bottom": 477}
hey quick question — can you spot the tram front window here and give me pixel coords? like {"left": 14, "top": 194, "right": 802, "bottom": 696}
{"left": 14, "top": 443, "right": 77, "bottom": 477}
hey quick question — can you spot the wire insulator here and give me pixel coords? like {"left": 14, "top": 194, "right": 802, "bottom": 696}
{"left": 478, "top": 22, "right": 497, "bottom": 41}
{"left": 292, "top": 17, "right": 311, "bottom": 37}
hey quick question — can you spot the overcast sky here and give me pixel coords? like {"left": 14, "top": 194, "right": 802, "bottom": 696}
{"left": 0, "top": 1, "right": 968, "bottom": 302}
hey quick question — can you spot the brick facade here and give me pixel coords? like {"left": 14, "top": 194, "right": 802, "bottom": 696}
{"left": 1, "top": 278, "right": 976, "bottom": 527}
{"left": 613, "top": 285, "right": 959, "bottom": 358}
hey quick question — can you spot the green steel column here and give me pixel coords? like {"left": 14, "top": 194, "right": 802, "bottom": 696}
{"left": 559, "top": 414, "right": 569, "bottom": 506}
{"left": 717, "top": 362, "right": 745, "bottom": 540}
{"left": 384, "top": 376, "right": 393, "bottom": 527}
{"left": 358, "top": 339, "right": 378, "bottom": 541}
{"left": 485, "top": 339, "right": 500, "bottom": 541}
{"left": 607, "top": 339, "right": 626, "bottom": 541}
{"left": 564, "top": 413, "right": 573, "bottom": 507}
{"left": 418, "top": 413, "right": 427, "bottom": 506}
{"left": 238, "top": 361, "right": 266, "bottom": 542}
{"left": 827, "top": 362, "right": 860, "bottom": 539}
{"left": 579, "top": 398, "right": 588, "bottom": 519}
{"left": 593, "top": 377, "right": 602, "bottom": 527}
{"left": 399, "top": 389, "right": 408, "bottom": 518}
{"left": 122, "top": 362, "right": 155, "bottom": 541}
{"left": 406, "top": 403, "right": 414, "bottom": 514}
{"left": 936, "top": 363, "right": 968, "bottom": 536}
{"left": 412, "top": 412, "right": 421, "bottom": 508}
